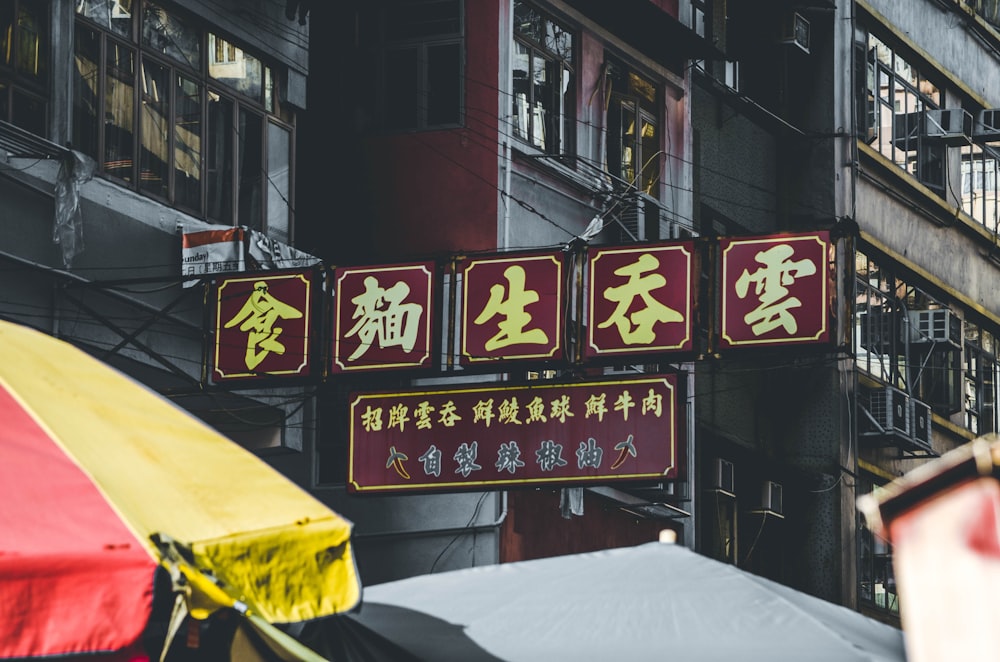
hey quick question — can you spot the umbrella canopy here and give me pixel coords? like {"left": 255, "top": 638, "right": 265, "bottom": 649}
{"left": 0, "top": 320, "right": 361, "bottom": 659}
{"left": 338, "top": 540, "right": 904, "bottom": 662}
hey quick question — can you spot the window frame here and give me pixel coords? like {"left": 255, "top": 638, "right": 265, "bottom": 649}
{"left": 376, "top": 0, "right": 464, "bottom": 132}
{"left": 73, "top": 1, "right": 295, "bottom": 238}
{"left": 511, "top": 0, "right": 575, "bottom": 156}
{"left": 964, "top": 320, "right": 1000, "bottom": 435}
{"left": 859, "top": 29, "right": 947, "bottom": 196}
{"left": 854, "top": 249, "right": 962, "bottom": 416}
{"left": 858, "top": 473, "right": 900, "bottom": 617}
{"left": 0, "top": 0, "right": 50, "bottom": 135}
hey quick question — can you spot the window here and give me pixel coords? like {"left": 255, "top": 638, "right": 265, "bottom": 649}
{"left": 377, "top": 0, "right": 463, "bottom": 131}
{"left": 0, "top": 0, "right": 48, "bottom": 136}
{"left": 960, "top": 145, "right": 1000, "bottom": 232}
{"left": 855, "top": 250, "right": 962, "bottom": 416}
{"left": 73, "top": 1, "right": 293, "bottom": 237}
{"left": 859, "top": 474, "right": 899, "bottom": 616}
{"left": 512, "top": 1, "right": 573, "bottom": 154}
{"left": 605, "top": 58, "right": 660, "bottom": 196}
{"left": 965, "top": 321, "right": 1000, "bottom": 435}
{"left": 858, "top": 30, "right": 945, "bottom": 195}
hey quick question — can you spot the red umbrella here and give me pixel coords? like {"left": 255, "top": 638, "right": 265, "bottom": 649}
{"left": 0, "top": 320, "right": 361, "bottom": 659}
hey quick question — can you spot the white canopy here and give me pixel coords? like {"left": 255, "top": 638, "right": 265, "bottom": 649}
{"left": 316, "top": 541, "right": 904, "bottom": 661}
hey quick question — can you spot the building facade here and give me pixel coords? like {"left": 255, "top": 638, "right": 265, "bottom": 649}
{"left": 0, "top": 1, "right": 316, "bottom": 484}
{"left": 306, "top": 0, "right": 1000, "bottom": 625}
{"left": 6, "top": 0, "right": 1000, "bottom": 634}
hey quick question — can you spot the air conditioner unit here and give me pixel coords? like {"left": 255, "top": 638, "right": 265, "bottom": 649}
{"left": 907, "top": 309, "right": 962, "bottom": 349}
{"left": 779, "top": 12, "right": 810, "bottom": 54}
{"left": 708, "top": 457, "right": 735, "bottom": 497}
{"left": 868, "top": 386, "right": 910, "bottom": 437}
{"left": 973, "top": 109, "right": 1000, "bottom": 142}
{"left": 910, "top": 398, "right": 933, "bottom": 450}
{"left": 760, "top": 480, "right": 784, "bottom": 517}
{"left": 618, "top": 193, "right": 659, "bottom": 243}
{"left": 922, "top": 108, "right": 973, "bottom": 146}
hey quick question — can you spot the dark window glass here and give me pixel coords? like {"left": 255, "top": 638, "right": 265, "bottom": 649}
{"left": 206, "top": 93, "right": 233, "bottom": 222}
{"left": 266, "top": 121, "right": 290, "bottom": 243}
{"left": 0, "top": 0, "right": 48, "bottom": 133}
{"left": 77, "top": 0, "right": 133, "bottom": 37}
{"left": 11, "top": 86, "right": 43, "bottom": 134}
{"left": 139, "top": 59, "right": 169, "bottom": 197}
{"left": 386, "top": 0, "right": 460, "bottom": 39}
{"left": 141, "top": 1, "right": 200, "bottom": 70}
{"left": 73, "top": 25, "right": 101, "bottom": 158}
{"left": 208, "top": 33, "right": 263, "bottom": 101}
{"left": 14, "top": 0, "right": 47, "bottom": 82}
{"left": 105, "top": 40, "right": 136, "bottom": 183}
{"left": 427, "top": 42, "right": 460, "bottom": 126}
{"left": 237, "top": 107, "right": 262, "bottom": 230}
{"left": 174, "top": 73, "right": 201, "bottom": 211}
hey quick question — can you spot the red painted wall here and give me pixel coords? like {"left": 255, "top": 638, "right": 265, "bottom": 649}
{"left": 364, "top": 1, "right": 501, "bottom": 260}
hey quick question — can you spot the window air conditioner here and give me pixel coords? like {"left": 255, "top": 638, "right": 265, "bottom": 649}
{"left": 922, "top": 108, "right": 973, "bottom": 146}
{"left": 779, "top": 12, "right": 810, "bottom": 54}
{"left": 907, "top": 309, "right": 962, "bottom": 349}
{"left": 974, "top": 109, "right": 1000, "bottom": 142}
{"left": 910, "top": 398, "right": 933, "bottom": 451}
{"left": 760, "top": 481, "right": 784, "bottom": 517}
{"left": 618, "top": 193, "right": 658, "bottom": 243}
{"left": 709, "top": 457, "right": 735, "bottom": 497}
{"left": 868, "top": 386, "right": 910, "bottom": 437}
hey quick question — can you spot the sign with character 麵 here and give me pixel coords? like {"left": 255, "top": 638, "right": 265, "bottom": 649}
{"left": 718, "top": 231, "right": 833, "bottom": 349}
{"left": 212, "top": 269, "right": 314, "bottom": 381}
{"left": 347, "top": 375, "right": 679, "bottom": 493}
{"left": 331, "top": 261, "right": 436, "bottom": 373}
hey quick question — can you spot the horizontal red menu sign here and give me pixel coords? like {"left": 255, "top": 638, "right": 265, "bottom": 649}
{"left": 348, "top": 375, "right": 679, "bottom": 493}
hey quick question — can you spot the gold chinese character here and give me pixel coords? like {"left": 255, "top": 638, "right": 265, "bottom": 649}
{"left": 225, "top": 281, "right": 303, "bottom": 370}
{"left": 438, "top": 400, "right": 462, "bottom": 427}
{"left": 473, "top": 398, "right": 496, "bottom": 427}
{"left": 346, "top": 275, "right": 423, "bottom": 361}
{"left": 474, "top": 264, "right": 548, "bottom": 350}
{"left": 498, "top": 397, "right": 523, "bottom": 424}
{"left": 361, "top": 405, "right": 384, "bottom": 432}
{"left": 550, "top": 394, "right": 574, "bottom": 423}
{"left": 735, "top": 244, "right": 817, "bottom": 336}
{"left": 584, "top": 393, "right": 608, "bottom": 422}
{"left": 414, "top": 401, "right": 435, "bottom": 430}
{"left": 525, "top": 396, "right": 548, "bottom": 423}
{"left": 614, "top": 391, "right": 635, "bottom": 421}
{"left": 642, "top": 388, "right": 662, "bottom": 417}
{"left": 598, "top": 254, "right": 682, "bottom": 344}
{"left": 388, "top": 403, "right": 410, "bottom": 431}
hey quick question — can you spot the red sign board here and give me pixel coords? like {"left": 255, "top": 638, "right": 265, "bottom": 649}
{"left": 213, "top": 269, "right": 313, "bottom": 381}
{"left": 461, "top": 252, "right": 564, "bottom": 365}
{"left": 347, "top": 375, "right": 679, "bottom": 493}
{"left": 332, "top": 262, "right": 436, "bottom": 373}
{"left": 718, "top": 231, "right": 833, "bottom": 349}
{"left": 586, "top": 242, "right": 695, "bottom": 358}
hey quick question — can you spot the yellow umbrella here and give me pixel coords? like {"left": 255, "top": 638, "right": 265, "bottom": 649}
{"left": 0, "top": 320, "right": 361, "bottom": 660}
